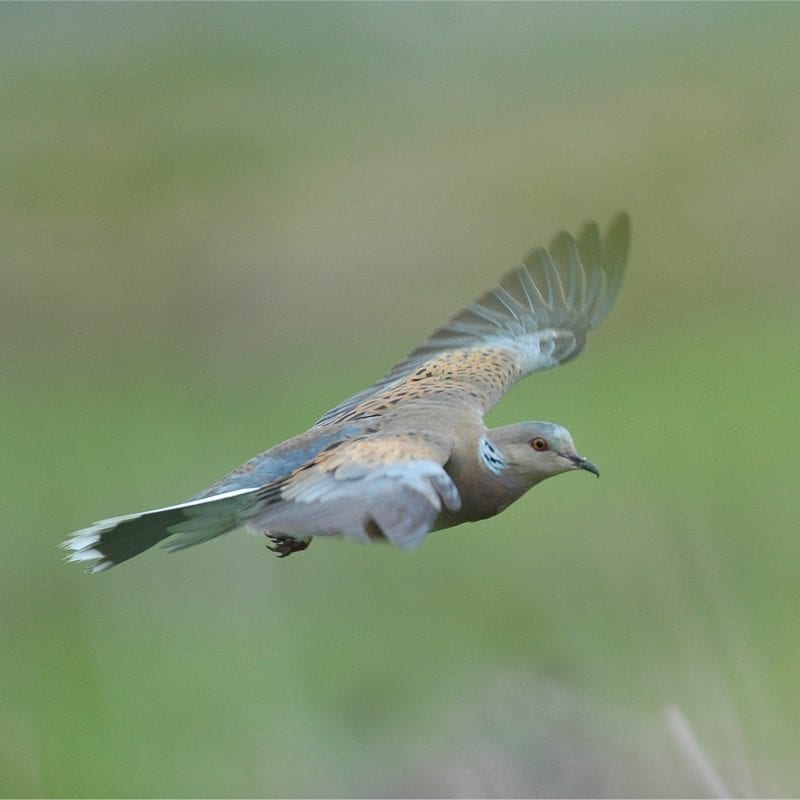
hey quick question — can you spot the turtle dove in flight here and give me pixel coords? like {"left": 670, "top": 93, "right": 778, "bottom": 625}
{"left": 63, "top": 213, "right": 630, "bottom": 572}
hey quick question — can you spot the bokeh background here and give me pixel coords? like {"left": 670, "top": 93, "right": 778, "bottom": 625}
{"left": 2, "top": 3, "right": 799, "bottom": 797}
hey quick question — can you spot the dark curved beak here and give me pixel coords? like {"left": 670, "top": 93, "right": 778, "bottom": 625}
{"left": 568, "top": 454, "right": 600, "bottom": 478}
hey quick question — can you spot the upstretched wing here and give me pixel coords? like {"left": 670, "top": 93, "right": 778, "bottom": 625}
{"left": 315, "top": 213, "right": 629, "bottom": 426}
{"left": 240, "top": 432, "right": 460, "bottom": 550}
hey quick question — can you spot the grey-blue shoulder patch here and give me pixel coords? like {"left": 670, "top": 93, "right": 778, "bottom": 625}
{"left": 190, "top": 422, "right": 369, "bottom": 500}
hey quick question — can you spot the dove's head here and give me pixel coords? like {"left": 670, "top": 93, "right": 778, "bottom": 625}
{"left": 486, "top": 421, "right": 599, "bottom": 486}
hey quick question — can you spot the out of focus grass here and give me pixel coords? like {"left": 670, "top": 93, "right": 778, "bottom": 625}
{"left": 2, "top": 4, "right": 799, "bottom": 797}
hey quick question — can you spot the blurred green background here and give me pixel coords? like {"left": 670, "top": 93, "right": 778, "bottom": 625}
{"left": 2, "top": 3, "right": 799, "bottom": 797}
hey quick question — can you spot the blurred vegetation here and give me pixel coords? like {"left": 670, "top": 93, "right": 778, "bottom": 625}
{"left": 2, "top": 3, "right": 799, "bottom": 797}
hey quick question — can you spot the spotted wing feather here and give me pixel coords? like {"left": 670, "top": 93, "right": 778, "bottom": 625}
{"left": 315, "top": 213, "right": 629, "bottom": 425}
{"left": 240, "top": 432, "right": 459, "bottom": 550}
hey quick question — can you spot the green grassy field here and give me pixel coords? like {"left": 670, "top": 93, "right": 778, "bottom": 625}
{"left": 2, "top": 4, "right": 799, "bottom": 797}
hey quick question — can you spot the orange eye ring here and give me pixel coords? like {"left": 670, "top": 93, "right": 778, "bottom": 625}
{"left": 530, "top": 437, "right": 548, "bottom": 452}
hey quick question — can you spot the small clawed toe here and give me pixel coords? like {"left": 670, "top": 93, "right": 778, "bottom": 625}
{"left": 266, "top": 535, "right": 310, "bottom": 558}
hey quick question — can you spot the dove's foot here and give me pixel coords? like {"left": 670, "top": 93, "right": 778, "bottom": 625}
{"left": 266, "top": 534, "right": 310, "bottom": 558}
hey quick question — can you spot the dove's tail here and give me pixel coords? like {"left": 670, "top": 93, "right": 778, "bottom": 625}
{"left": 61, "top": 488, "right": 258, "bottom": 573}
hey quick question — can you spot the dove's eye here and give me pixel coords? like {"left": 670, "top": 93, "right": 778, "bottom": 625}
{"left": 530, "top": 437, "right": 549, "bottom": 452}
